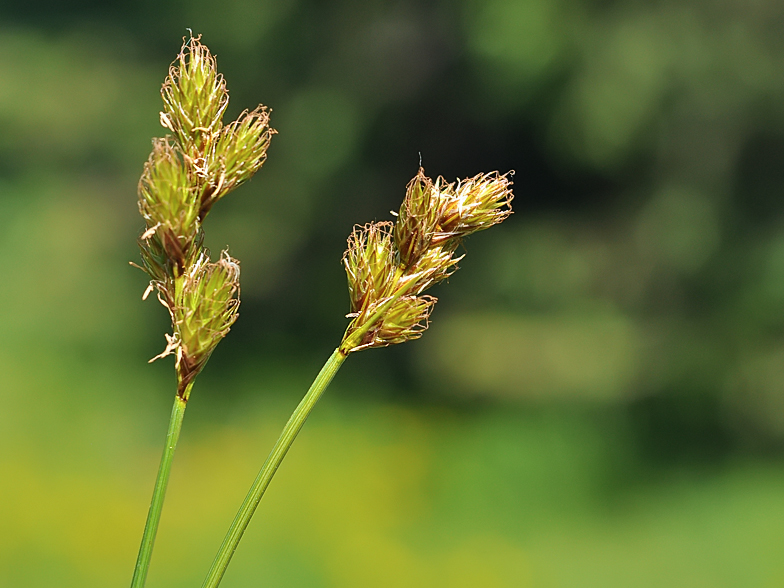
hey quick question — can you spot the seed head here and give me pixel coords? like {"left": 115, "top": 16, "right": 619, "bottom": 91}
{"left": 343, "top": 222, "right": 398, "bottom": 314}
{"left": 365, "top": 295, "right": 437, "bottom": 350}
{"left": 160, "top": 35, "right": 228, "bottom": 155}
{"left": 432, "top": 171, "right": 514, "bottom": 244}
{"left": 138, "top": 139, "right": 198, "bottom": 230}
{"left": 340, "top": 167, "right": 513, "bottom": 354}
{"left": 138, "top": 139, "right": 203, "bottom": 274}
{"left": 152, "top": 251, "right": 241, "bottom": 396}
{"left": 135, "top": 35, "right": 274, "bottom": 394}
{"left": 405, "top": 242, "right": 461, "bottom": 294}
{"left": 202, "top": 106, "right": 275, "bottom": 217}
{"left": 394, "top": 169, "right": 440, "bottom": 268}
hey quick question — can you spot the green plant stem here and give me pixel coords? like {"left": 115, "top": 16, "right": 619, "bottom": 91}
{"left": 130, "top": 383, "right": 193, "bottom": 588}
{"left": 201, "top": 348, "right": 347, "bottom": 588}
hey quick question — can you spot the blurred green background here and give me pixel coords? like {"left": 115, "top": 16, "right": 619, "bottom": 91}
{"left": 2, "top": 0, "right": 784, "bottom": 586}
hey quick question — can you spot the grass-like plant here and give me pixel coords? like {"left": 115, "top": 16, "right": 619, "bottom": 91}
{"left": 130, "top": 33, "right": 512, "bottom": 588}
{"left": 129, "top": 36, "right": 274, "bottom": 588}
{"left": 200, "top": 168, "right": 513, "bottom": 587}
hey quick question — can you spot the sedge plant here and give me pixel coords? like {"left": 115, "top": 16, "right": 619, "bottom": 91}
{"left": 201, "top": 167, "right": 514, "bottom": 587}
{"left": 129, "top": 36, "right": 274, "bottom": 588}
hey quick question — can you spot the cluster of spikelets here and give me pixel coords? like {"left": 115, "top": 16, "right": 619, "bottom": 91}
{"left": 137, "top": 36, "right": 274, "bottom": 398}
{"left": 340, "top": 168, "right": 514, "bottom": 354}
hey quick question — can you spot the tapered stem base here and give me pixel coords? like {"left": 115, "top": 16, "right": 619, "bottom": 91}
{"left": 201, "top": 348, "right": 347, "bottom": 588}
{"left": 130, "top": 385, "right": 191, "bottom": 588}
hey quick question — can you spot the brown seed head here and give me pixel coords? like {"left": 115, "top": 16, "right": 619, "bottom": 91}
{"left": 393, "top": 169, "right": 440, "bottom": 268}
{"left": 340, "top": 167, "right": 513, "bottom": 355}
{"left": 433, "top": 171, "right": 514, "bottom": 244}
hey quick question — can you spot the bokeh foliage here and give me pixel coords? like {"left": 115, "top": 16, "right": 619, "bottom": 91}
{"left": 2, "top": 0, "right": 784, "bottom": 586}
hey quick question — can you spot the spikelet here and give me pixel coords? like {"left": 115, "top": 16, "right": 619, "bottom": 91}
{"left": 160, "top": 36, "right": 228, "bottom": 155}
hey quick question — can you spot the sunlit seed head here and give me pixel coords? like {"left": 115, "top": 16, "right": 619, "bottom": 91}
{"left": 160, "top": 35, "right": 229, "bottom": 154}
{"left": 433, "top": 171, "right": 514, "bottom": 241}
{"left": 394, "top": 168, "right": 440, "bottom": 267}
{"left": 372, "top": 294, "right": 436, "bottom": 347}
{"left": 343, "top": 222, "right": 397, "bottom": 314}
{"left": 340, "top": 166, "right": 514, "bottom": 355}
{"left": 166, "top": 250, "right": 241, "bottom": 387}
{"left": 138, "top": 139, "right": 200, "bottom": 232}
{"left": 136, "top": 35, "right": 274, "bottom": 391}
{"left": 201, "top": 106, "right": 276, "bottom": 218}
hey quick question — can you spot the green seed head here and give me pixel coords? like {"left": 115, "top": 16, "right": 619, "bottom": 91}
{"left": 405, "top": 243, "right": 462, "bottom": 294}
{"left": 368, "top": 295, "right": 437, "bottom": 350}
{"left": 138, "top": 139, "right": 202, "bottom": 275}
{"left": 202, "top": 106, "right": 275, "bottom": 217}
{"left": 138, "top": 139, "right": 199, "bottom": 230}
{"left": 136, "top": 35, "right": 274, "bottom": 394}
{"left": 176, "top": 251, "right": 240, "bottom": 380}
{"left": 152, "top": 251, "right": 241, "bottom": 394}
{"left": 160, "top": 35, "right": 228, "bottom": 155}
{"left": 343, "top": 222, "right": 397, "bottom": 314}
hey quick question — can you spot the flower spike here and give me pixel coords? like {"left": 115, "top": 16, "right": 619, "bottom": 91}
{"left": 136, "top": 35, "right": 274, "bottom": 389}
{"left": 340, "top": 167, "right": 513, "bottom": 354}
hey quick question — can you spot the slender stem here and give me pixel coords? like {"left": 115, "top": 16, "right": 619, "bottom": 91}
{"left": 201, "top": 348, "right": 347, "bottom": 588}
{"left": 130, "top": 383, "right": 192, "bottom": 588}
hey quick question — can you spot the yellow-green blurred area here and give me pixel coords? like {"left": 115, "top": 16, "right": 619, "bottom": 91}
{"left": 3, "top": 0, "right": 784, "bottom": 585}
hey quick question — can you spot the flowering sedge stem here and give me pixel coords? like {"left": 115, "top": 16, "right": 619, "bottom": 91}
{"left": 130, "top": 382, "right": 193, "bottom": 588}
{"left": 201, "top": 348, "right": 347, "bottom": 588}
{"left": 201, "top": 289, "right": 407, "bottom": 588}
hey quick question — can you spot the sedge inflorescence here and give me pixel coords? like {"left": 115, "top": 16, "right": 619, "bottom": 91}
{"left": 136, "top": 35, "right": 275, "bottom": 398}
{"left": 340, "top": 167, "right": 514, "bottom": 354}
